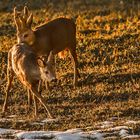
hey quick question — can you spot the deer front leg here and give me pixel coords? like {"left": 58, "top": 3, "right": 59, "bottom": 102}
{"left": 33, "top": 94, "right": 38, "bottom": 117}
{"left": 45, "top": 81, "right": 51, "bottom": 92}
{"left": 27, "top": 89, "right": 33, "bottom": 111}
{"left": 33, "top": 81, "right": 42, "bottom": 117}
{"left": 38, "top": 80, "right": 42, "bottom": 93}
{"left": 30, "top": 85, "right": 52, "bottom": 118}
{"left": 27, "top": 80, "right": 42, "bottom": 113}
{"left": 27, "top": 89, "right": 38, "bottom": 116}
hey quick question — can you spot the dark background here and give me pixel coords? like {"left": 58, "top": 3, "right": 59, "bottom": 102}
{"left": 0, "top": 0, "right": 140, "bottom": 13}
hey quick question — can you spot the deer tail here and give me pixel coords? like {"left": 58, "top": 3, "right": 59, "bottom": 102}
{"left": 58, "top": 49, "right": 69, "bottom": 59}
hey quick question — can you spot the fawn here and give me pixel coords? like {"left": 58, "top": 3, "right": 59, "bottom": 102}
{"left": 14, "top": 6, "right": 80, "bottom": 87}
{"left": 3, "top": 43, "right": 56, "bottom": 117}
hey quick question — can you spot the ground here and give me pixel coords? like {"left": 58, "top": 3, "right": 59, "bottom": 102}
{"left": 0, "top": 0, "right": 140, "bottom": 139}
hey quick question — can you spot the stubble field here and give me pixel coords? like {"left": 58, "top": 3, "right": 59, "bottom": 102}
{"left": 0, "top": 0, "right": 140, "bottom": 139}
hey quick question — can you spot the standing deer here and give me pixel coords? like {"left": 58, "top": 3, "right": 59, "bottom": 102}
{"left": 3, "top": 43, "right": 56, "bottom": 117}
{"left": 14, "top": 6, "right": 80, "bottom": 87}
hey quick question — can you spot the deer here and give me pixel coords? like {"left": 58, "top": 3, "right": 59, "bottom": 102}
{"left": 2, "top": 43, "right": 56, "bottom": 118}
{"left": 14, "top": 6, "right": 80, "bottom": 87}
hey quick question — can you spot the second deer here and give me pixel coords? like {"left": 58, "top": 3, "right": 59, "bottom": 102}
{"left": 14, "top": 6, "right": 80, "bottom": 87}
{"left": 3, "top": 43, "right": 56, "bottom": 117}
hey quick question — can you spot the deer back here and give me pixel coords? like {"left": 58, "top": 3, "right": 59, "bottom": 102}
{"left": 33, "top": 18, "right": 76, "bottom": 55}
{"left": 10, "top": 43, "right": 56, "bottom": 87}
{"left": 10, "top": 43, "right": 40, "bottom": 85}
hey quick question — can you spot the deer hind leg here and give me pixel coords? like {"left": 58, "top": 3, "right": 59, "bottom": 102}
{"left": 2, "top": 70, "right": 14, "bottom": 113}
{"left": 33, "top": 94, "right": 38, "bottom": 117}
{"left": 30, "top": 85, "right": 52, "bottom": 118}
{"left": 27, "top": 81, "right": 42, "bottom": 116}
{"left": 69, "top": 47, "right": 80, "bottom": 87}
{"left": 37, "top": 80, "right": 50, "bottom": 94}
{"left": 33, "top": 81, "right": 42, "bottom": 116}
{"left": 27, "top": 89, "right": 33, "bottom": 112}
{"left": 27, "top": 89, "right": 38, "bottom": 116}
{"left": 3, "top": 51, "right": 14, "bottom": 113}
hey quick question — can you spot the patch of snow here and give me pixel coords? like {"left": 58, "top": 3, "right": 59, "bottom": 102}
{"left": 0, "top": 118, "right": 13, "bottom": 122}
{"left": 0, "top": 128, "right": 15, "bottom": 135}
{"left": 125, "top": 120, "right": 140, "bottom": 125}
{"left": 56, "top": 133, "right": 82, "bottom": 140}
{"left": 8, "top": 115, "right": 17, "bottom": 118}
{"left": 16, "top": 131, "right": 55, "bottom": 139}
{"left": 55, "top": 131, "right": 103, "bottom": 140}
{"left": 119, "top": 129, "right": 129, "bottom": 137}
{"left": 0, "top": 118, "right": 25, "bottom": 123}
{"left": 31, "top": 118, "right": 58, "bottom": 126}
{"left": 88, "top": 132, "right": 104, "bottom": 140}
{"left": 109, "top": 126, "right": 130, "bottom": 131}
{"left": 122, "top": 135, "right": 140, "bottom": 139}
{"left": 41, "top": 118, "right": 58, "bottom": 123}
{"left": 16, "top": 119, "right": 25, "bottom": 122}
{"left": 0, "top": 119, "right": 140, "bottom": 139}
{"left": 16, "top": 129, "right": 104, "bottom": 140}
{"left": 100, "top": 121, "right": 114, "bottom": 128}
{"left": 31, "top": 122, "right": 45, "bottom": 126}
{"left": 65, "top": 128, "right": 83, "bottom": 133}
{"left": 54, "top": 129, "right": 83, "bottom": 140}
{"left": 82, "top": 131, "right": 104, "bottom": 140}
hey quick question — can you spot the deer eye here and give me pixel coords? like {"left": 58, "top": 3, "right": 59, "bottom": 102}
{"left": 45, "top": 70, "right": 49, "bottom": 74}
{"left": 23, "top": 34, "right": 28, "bottom": 38}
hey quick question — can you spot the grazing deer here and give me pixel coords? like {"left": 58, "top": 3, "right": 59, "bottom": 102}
{"left": 14, "top": 6, "right": 80, "bottom": 87}
{"left": 2, "top": 43, "right": 56, "bottom": 117}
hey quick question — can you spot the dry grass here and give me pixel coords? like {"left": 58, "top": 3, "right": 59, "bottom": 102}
{"left": 0, "top": 0, "right": 140, "bottom": 134}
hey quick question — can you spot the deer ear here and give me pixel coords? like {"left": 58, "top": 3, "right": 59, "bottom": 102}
{"left": 14, "top": 7, "right": 17, "bottom": 17}
{"left": 19, "top": 16, "right": 26, "bottom": 29}
{"left": 27, "top": 13, "right": 33, "bottom": 27}
{"left": 37, "top": 58, "right": 45, "bottom": 67}
{"left": 24, "top": 6, "right": 29, "bottom": 17}
{"left": 14, "top": 7, "right": 21, "bottom": 31}
{"left": 48, "top": 51, "right": 55, "bottom": 64}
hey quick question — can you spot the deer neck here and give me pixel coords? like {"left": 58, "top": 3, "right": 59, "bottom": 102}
{"left": 31, "top": 30, "right": 52, "bottom": 57}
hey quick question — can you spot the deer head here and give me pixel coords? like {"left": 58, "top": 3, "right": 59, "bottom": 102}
{"left": 14, "top": 6, "right": 35, "bottom": 46}
{"left": 37, "top": 52, "right": 56, "bottom": 82}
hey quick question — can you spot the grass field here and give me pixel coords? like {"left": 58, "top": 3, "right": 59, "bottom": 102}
{"left": 0, "top": 0, "right": 140, "bottom": 136}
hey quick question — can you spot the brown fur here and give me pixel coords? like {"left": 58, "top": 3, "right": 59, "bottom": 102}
{"left": 3, "top": 43, "right": 56, "bottom": 117}
{"left": 58, "top": 49, "right": 69, "bottom": 59}
{"left": 14, "top": 6, "right": 80, "bottom": 87}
